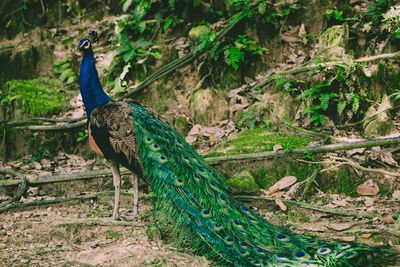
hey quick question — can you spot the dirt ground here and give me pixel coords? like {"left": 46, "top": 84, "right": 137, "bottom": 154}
{"left": 1, "top": 189, "right": 400, "bottom": 266}
{"left": 1, "top": 154, "right": 400, "bottom": 266}
{"left": 0, "top": 195, "right": 210, "bottom": 267}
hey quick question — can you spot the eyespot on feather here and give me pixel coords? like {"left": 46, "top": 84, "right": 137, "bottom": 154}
{"left": 201, "top": 209, "right": 211, "bottom": 218}
{"left": 175, "top": 178, "right": 184, "bottom": 186}
{"left": 213, "top": 223, "right": 223, "bottom": 231}
{"left": 338, "top": 244, "right": 351, "bottom": 250}
{"left": 294, "top": 251, "right": 310, "bottom": 260}
{"left": 224, "top": 236, "right": 234, "bottom": 245}
{"left": 255, "top": 248, "right": 265, "bottom": 255}
{"left": 151, "top": 144, "right": 161, "bottom": 151}
{"left": 335, "top": 251, "right": 345, "bottom": 258}
{"left": 240, "top": 250, "right": 249, "bottom": 257}
{"left": 318, "top": 248, "right": 331, "bottom": 255}
{"left": 145, "top": 137, "right": 153, "bottom": 144}
{"left": 345, "top": 251, "right": 358, "bottom": 259}
{"left": 276, "top": 234, "right": 289, "bottom": 242}
{"left": 159, "top": 155, "right": 167, "bottom": 164}
{"left": 233, "top": 219, "right": 243, "bottom": 228}
{"left": 240, "top": 241, "right": 248, "bottom": 248}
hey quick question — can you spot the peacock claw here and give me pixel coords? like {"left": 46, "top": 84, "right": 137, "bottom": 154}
{"left": 119, "top": 214, "right": 138, "bottom": 221}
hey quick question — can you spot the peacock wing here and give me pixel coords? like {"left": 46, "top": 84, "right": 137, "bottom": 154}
{"left": 89, "top": 101, "right": 141, "bottom": 171}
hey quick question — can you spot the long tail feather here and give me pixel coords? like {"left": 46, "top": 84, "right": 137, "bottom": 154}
{"left": 130, "top": 102, "right": 397, "bottom": 267}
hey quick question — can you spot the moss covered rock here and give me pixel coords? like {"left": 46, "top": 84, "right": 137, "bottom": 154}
{"left": 188, "top": 25, "right": 211, "bottom": 42}
{"left": 189, "top": 88, "right": 229, "bottom": 125}
{"left": 174, "top": 115, "right": 190, "bottom": 137}
{"left": 317, "top": 24, "right": 350, "bottom": 60}
{"left": 2, "top": 78, "right": 69, "bottom": 118}
{"left": 363, "top": 94, "right": 395, "bottom": 136}
{"left": 225, "top": 170, "right": 260, "bottom": 194}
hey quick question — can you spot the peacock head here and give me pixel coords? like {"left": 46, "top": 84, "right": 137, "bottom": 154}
{"left": 78, "top": 38, "right": 92, "bottom": 53}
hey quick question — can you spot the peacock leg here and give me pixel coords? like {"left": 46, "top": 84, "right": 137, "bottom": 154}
{"left": 118, "top": 173, "right": 139, "bottom": 221}
{"left": 109, "top": 160, "right": 121, "bottom": 220}
{"left": 131, "top": 173, "right": 139, "bottom": 218}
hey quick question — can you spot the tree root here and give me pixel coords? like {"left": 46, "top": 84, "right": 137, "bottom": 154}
{"left": 0, "top": 169, "right": 26, "bottom": 210}
{"left": 206, "top": 136, "right": 400, "bottom": 164}
{"left": 236, "top": 195, "right": 400, "bottom": 219}
{"left": 299, "top": 156, "right": 400, "bottom": 178}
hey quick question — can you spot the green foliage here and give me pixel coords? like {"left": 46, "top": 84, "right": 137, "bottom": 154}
{"left": 284, "top": 63, "right": 365, "bottom": 126}
{"left": 210, "top": 34, "right": 267, "bottom": 70}
{"left": 325, "top": 9, "right": 358, "bottom": 22}
{"left": 116, "top": 34, "right": 162, "bottom": 63}
{"left": 205, "top": 128, "right": 312, "bottom": 158}
{"left": 105, "top": 229, "right": 122, "bottom": 240}
{"left": 366, "top": 0, "right": 392, "bottom": 23}
{"left": 29, "top": 134, "right": 52, "bottom": 162}
{"left": 389, "top": 89, "right": 400, "bottom": 102}
{"left": 77, "top": 130, "right": 88, "bottom": 142}
{"left": 53, "top": 58, "right": 77, "bottom": 85}
{"left": 382, "top": 5, "right": 400, "bottom": 39}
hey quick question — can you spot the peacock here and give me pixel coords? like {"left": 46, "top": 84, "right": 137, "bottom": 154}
{"left": 78, "top": 32, "right": 397, "bottom": 266}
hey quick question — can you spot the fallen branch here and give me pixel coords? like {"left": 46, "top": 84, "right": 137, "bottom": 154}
{"left": 329, "top": 156, "right": 400, "bottom": 178}
{"left": 0, "top": 169, "right": 26, "bottom": 209}
{"left": 0, "top": 191, "right": 104, "bottom": 214}
{"left": 206, "top": 136, "right": 400, "bottom": 164}
{"left": 54, "top": 217, "right": 144, "bottom": 227}
{"left": 2, "top": 137, "right": 400, "bottom": 187}
{"left": 0, "top": 168, "right": 131, "bottom": 186}
{"left": 236, "top": 195, "right": 400, "bottom": 219}
{"left": 12, "top": 120, "right": 86, "bottom": 131}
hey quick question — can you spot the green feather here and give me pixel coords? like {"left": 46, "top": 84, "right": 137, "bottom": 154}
{"left": 130, "top": 103, "right": 397, "bottom": 267}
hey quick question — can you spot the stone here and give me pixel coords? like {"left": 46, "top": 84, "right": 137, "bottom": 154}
{"left": 225, "top": 170, "right": 260, "bottom": 194}
{"left": 316, "top": 24, "right": 350, "bottom": 60}
{"left": 189, "top": 88, "right": 229, "bottom": 125}
{"left": 188, "top": 25, "right": 211, "bottom": 42}
{"left": 174, "top": 115, "right": 190, "bottom": 137}
{"left": 363, "top": 94, "right": 395, "bottom": 136}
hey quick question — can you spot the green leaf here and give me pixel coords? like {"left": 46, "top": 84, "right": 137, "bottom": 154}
{"left": 122, "top": 0, "right": 133, "bottom": 12}
{"left": 123, "top": 48, "right": 136, "bottom": 62}
{"left": 164, "top": 18, "right": 173, "bottom": 31}
{"left": 337, "top": 100, "right": 347, "bottom": 114}
{"left": 150, "top": 51, "right": 162, "bottom": 59}
{"left": 133, "top": 39, "right": 153, "bottom": 49}
{"left": 116, "top": 46, "right": 130, "bottom": 54}
{"left": 60, "top": 69, "right": 74, "bottom": 82}
{"left": 134, "top": 0, "right": 151, "bottom": 21}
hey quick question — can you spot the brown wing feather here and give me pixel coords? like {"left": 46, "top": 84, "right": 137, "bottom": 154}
{"left": 90, "top": 101, "right": 140, "bottom": 165}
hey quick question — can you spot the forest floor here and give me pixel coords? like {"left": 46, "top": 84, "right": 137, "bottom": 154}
{"left": 0, "top": 195, "right": 209, "bottom": 266}
{"left": 1, "top": 154, "right": 400, "bottom": 266}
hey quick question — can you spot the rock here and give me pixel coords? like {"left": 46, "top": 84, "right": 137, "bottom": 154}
{"left": 188, "top": 25, "right": 210, "bottom": 42}
{"left": 225, "top": 170, "right": 260, "bottom": 194}
{"left": 392, "top": 190, "right": 400, "bottom": 200}
{"left": 173, "top": 115, "right": 190, "bottom": 137}
{"left": 189, "top": 88, "right": 229, "bottom": 125}
{"left": 316, "top": 24, "right": 350, "bottom": 60}
{"left": 356, "top": 179, "right": 380, "bottom": 196}
{"left": 363, "top": 94, "right": 395, "bottom": 136}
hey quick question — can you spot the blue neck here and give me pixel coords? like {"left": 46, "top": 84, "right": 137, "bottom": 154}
{"left": 79, "top": 50, "right": 112, "bottom": 118}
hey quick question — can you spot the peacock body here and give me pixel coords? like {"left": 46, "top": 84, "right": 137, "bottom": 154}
{"left": 78, "top": 36, "right": 397, "bottom": 266}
